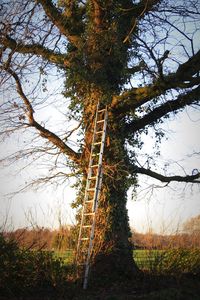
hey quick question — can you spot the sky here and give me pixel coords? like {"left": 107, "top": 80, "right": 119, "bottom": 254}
{"left": 0, "top": 104, "right": 199, "bottom": 234}
{"left": 0, "top": 0, "right": 199, "bottom": 235}
{"left": 128, "top": 107, "right": 200, "bottom": 233}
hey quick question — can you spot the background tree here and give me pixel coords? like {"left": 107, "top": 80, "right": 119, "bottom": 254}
{"left": 0, "top": 0, "right": 200, "bottom": 279}
{"left": 183, "top": 215, "right": 200, "bottom": 235}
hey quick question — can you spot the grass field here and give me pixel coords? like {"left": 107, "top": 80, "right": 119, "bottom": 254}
{"left": 50, "top": 249, "right": 200, "bottom": 299}
{"left": 53, "top": 249, "right": 157, "bottom": 268}
{"left": 54, "top": 248, "right": 200, "bottom": 274}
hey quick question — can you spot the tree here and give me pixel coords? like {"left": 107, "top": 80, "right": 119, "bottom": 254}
{"left": 183, "top": 215, "right": 200, "bottom": 235}
{"left": 0, "top": 0, "right": 200, "bottom": 280}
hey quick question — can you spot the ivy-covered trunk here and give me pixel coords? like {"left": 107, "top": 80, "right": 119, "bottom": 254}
{"left": 64, "top": 4, "right": 137, "bottom": 277}
{"left": 77, "top": 93, "right": 139, "bottom": 280}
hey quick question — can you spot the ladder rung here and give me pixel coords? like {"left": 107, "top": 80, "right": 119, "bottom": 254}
{"left": 94, "top": 142, "right": 101, "bottom": 145}
{"left": 89, "top": 176, "right": 97, "bottom": 180}
{"left": 97, "top": 120, "right": 104, "bottom": 124}
{"left": 98, "top": 109, "right": 106, "bottom": 113}
{"left": 84, "top": 212, "right": 95, "bottom": 216}
{"left": 87, "top": 188, "right": 95, "bottom": 191}
{"left": 96, "top": 131, "right": 103, "bottom": 134}
{"left": 92, "top": 153, "right": 100, "bottom": 156}
{"left": 91, "top": 164, "right": 98, "bottom": 168}
{"left": 81, "top": 237, "right": 89, "bottom": 241}
{"left": 79, "top": 249, "right": 88, "bottom": 254}
{"left": 83, "top": 225, "right": 92, "bottom": 228}
{"left": 85, "top": 200, "right": 93, "bottom": 203}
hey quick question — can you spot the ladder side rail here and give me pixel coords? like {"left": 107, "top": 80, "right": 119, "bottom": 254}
{"left": 87, "top": 102, "right": 101, "bottom": 171}
{"left": 76, "top": 105, "right": 100, "bottom": 262}
{"left": 92, "top": 108, "right": 108, "bottom": 211}
{"left": 76, "top": 103, "right": 108, "bottom": 289}
{"left": 83, "top": 167, "right": 102, "bottom": 280}
{"left": 83, "top": 168, "right": 103, "bottom": 289}
{"left": 76, "top": 102, "right": 104, "bottom": 262}
{"left": 83, "top": 214, "right": 96, "bottom": 289}
{"left": 93, "top": 167, "right": 103, "bottom": 212}
{"left": 83, "top": 101, "right": 101, "bottom": 186}
{"left": 83, "top": 107, "right": 108, "bottom": 288}
{"left": 75, "top": 190, "right": 90, "bottom": 263}
{"left": 76, "top": 165, "right": 94, "bottom": 262}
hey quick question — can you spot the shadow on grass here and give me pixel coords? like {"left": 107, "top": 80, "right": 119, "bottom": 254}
{"left": 1, "top": 272, "right": 199, "bottom": 300}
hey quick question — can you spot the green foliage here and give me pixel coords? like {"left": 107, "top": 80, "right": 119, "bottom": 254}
{"left": 134, "top": 249, "right": 200, "bottom": 276}
{"left": 54, "top": 249, "right": 74, "bottom": 265}
{"left": 0, "top": 234, "right": 68, "bottom": 296}
{"left": 155, "top": 249, "right": 200, "bottom": 275}
{"left": 63, "top": 1, "right": 140, "bottom": 116}
{"left": 52, "top": 226, "right": 75, "bottom": 251}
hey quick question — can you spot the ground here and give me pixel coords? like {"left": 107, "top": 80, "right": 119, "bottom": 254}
{"left": 1, "top": 273, "right": 200, "bottom": 300}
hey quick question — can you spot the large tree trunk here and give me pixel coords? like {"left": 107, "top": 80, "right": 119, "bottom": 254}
{"left": 78, "top": 94, "right": 139, "bottom": 282}
{"left": 65, "top": 0, "right": 140, "bottom": 281}
{"left": 92, "top": 179, "right": 138, "bottom": 280}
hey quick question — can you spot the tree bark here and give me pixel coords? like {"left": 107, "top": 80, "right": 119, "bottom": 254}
{"left": 79, "top": 95, "right": 140, "bottom": 281}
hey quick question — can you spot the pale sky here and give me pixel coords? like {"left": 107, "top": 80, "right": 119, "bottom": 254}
{"left": 1, "top": 2, "right": 199, "bottom": 234}
{"left": 0, "top": 105, "right": 199, "bottom": 234}
{"left": 128, "top": 108, "right": 200, "bottom": 233}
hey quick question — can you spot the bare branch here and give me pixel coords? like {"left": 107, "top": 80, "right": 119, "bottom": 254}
{"left": 125, "top": 85, "right": 200, "bottom": 133}
{"left": 132, "top": 165, "right": 200, "bottom": 183}
{"left": 123, "top": 0, "right": 161, "bottom": 43}
{"left": 111, "top": 50, "right": 200, "bottom": 114}
{"left": 5, "top": 67, "right": 80, "bottom": 163}
{"left": 1, "top": 35, "right": 71, "bottom": 67}
{"left": 135, "top": 0, "right": 161, "bottom": 15}
{"left": 176, "top": 49, "right": 200, "bottom": 79}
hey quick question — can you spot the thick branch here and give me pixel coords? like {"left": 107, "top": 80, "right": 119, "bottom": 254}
{"left": 6, "top": 67, "right": 80, "bottom": 163}
{"left": 36, "top": 0, "right": 80, "bottom": 46}
{"left": 111, "top": 50, "right": 200, "bottom": 113}
{"left": 133, "top": 165, "right": 200, "bottom": 183}
{"left": 90, "top": 0, "right": 103, "bottom": 30}
{"left": 125, "top": 85, "right": 200, "bottom": 133}
{"left": 1, "top": 35, "right": 71, "bottom": 67}
{"left": 176, "top": 50, "right": 200, "bottom": 79}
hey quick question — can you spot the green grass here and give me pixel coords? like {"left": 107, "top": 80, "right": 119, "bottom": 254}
{"left": 134, "top": 249, "right": 200, "bottom": 274}
{"left": 54, "top": 248, "right": 200, "bottom": 274}
{"left": 133, "top": 249, "right": 162, "bottom": 270}
{"left": 53, "top": 249, "right": 74, "bottom": 264}
{"left": 53, "top": 249, "right": 160, "bottom": 269}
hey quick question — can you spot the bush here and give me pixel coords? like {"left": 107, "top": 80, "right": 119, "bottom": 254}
{"left": 0, "top": 233, "right": 69, "bottom": 296}
{"left": 153, "top": 248, "right": 200, "bottom": 275}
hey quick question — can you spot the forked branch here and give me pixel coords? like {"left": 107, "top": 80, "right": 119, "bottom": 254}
{"left": 125, "top": 85, "right": 200, "bottom": 133}
{"left": 36, "top": 0, "right": 80, "bottom": 46}
{"left": 5, "top": 67, "right": 80, "bottom": 164}
{"left": 112, "top": 50, "right": 200, "bottom": 113}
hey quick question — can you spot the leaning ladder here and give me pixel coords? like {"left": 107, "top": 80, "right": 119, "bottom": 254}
{"left": 76, "top": 103, "right": 108, "bottom": 289}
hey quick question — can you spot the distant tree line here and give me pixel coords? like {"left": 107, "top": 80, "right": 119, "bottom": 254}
{"left": 132, "top": 215, "right": 200, "bottom": 249}
{"left": 2, "top": 226, "right": 76, "bottom": 251}
{"left": 2, "top": 217, "right": 200, "bottom": 251}
{"left": 131, "top": 231, "right": 200, "bottom": 249}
